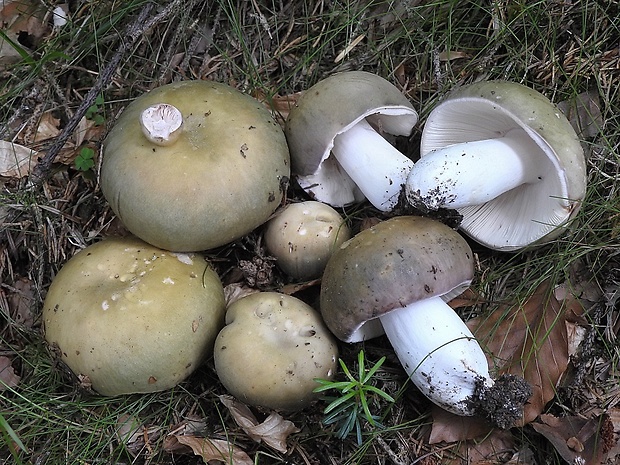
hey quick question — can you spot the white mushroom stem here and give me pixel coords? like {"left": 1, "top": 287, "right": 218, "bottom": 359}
{"left": 406, "top": 129, "right": 545, "bottom": 210}
{"left": 140, "top": 103, "right": 184, "bottom": 146}
{"left": 379, "top": 295, "right": 493, "bottom": 416}
{"left": 331, "top": 118, "right": 414, "bottom": 211}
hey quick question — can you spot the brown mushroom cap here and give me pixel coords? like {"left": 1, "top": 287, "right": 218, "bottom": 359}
{"left": 263, "top": 201, "right": 351, "bottom": 280}
{"left": 320, "top": 216, "right": 474, "bottom": 342}
{"left": 101, "top": 80, "right": 290, "bottom": 252}
{"left": 214, "top": 292, "right": 338, "bottom": 411}
{"left": 43, "top": 237, "right": 226, "bottom": 396}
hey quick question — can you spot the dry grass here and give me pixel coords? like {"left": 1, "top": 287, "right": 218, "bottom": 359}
{"left": 1, "top": 0, "right": 620, "bottom": 464}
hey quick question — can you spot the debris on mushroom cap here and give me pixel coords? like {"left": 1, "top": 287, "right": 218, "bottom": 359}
{"left": 101, "top": 80, "right": 290, "bottom": 252}
{"left": 285, "top": 71, "right": 418, "bottom": 211}
{"left": 408, "top": 80, "right": 586, "bottom": 251}
{"left": 214, "top": 292, "right": 338, "bottom": 411}
{"left": 320, "top": 216, "right": 474, "bottom": 343}
{"left": 263, "top": 201, "right": 351, "bottom": 280}
{"left": 42, "top": 236, "right": 226, "bottom": 396}
{"left": 139, "top": 103, "right": 184, "bottom": 146}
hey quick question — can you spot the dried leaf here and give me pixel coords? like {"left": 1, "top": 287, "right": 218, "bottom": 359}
{"left": 164, "top": 435, "right": 253, "bottom": 465}
{"left": 0, "top": 0, "right": 49, "bottom": 66}
{"left": 604, "top": 408, "right": 620, "bottom": 464}
{"left": 451, "top": 430, "right": 516, "bottom": 465}
{"left": 0, "top": 141, "right": 39, "bottom": 178}
{"left": 219, "top": 395, "right": 300, "bottom": 453}
{"left": 439, "top": 50, "right": 471, "bottom": 61}
{"left": 8, "top": 277, "right": 36, "bottom": 328}
{"left": 557, "top": 90, "right": 603, "bottom": 139}
{"left": 431, "top": 280, "right": 587, "bottom": 442}
{"left": 429, "top": 407, "right": 492, "bottom": 444}
{"left": 33, "top": 111, "right": 61, "bottom": 142}
{"left": 532, "top": 413, "right": 615, "bottom": 465}
{"left": 473, "top": 281, "right": 580, "bottom": 426}
{"left": 0, "top": 356, "right": 20, "bottom": 390}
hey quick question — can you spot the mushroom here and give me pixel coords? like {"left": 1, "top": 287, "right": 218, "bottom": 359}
{"left": 214, "top": 292, "right": 338, "bottom": 411}
{"left": 263, "top": 201, "right": 351, "bottom": 280}
{"left": 320, "top": 216, "right": 530, "bottom": 424}
{"left": 285, "top": 71, "right": 418, "bottom": 211}
{"left": 406, "top": 80, "right": 586, "bottom": 251}
{"left": 101, "top": 80, "right": 290, "bottom": 252}
{"left": 42, "top": 236, "right": 226, "bottom": 396}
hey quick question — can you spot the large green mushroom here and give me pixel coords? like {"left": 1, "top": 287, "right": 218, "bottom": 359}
{"left": 42, "top": 236, "right": 226, "bottom": 396}
{"left": 101, "top": 80, "right": 290, "bottom": 252}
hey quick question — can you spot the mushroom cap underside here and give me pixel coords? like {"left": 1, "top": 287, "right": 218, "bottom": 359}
{"left": 42, "top": 236, "right": 226, "bottom": 396}
{"left": 320, "top": 216, "right": 474, "bottom": 342}
{"left": 101, "top": 80, "right": 290, "bottom": 252}
{"left": 420, "top": 80, "right": 586, "bottom": 251}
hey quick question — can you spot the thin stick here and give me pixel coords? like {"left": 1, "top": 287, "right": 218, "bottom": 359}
{"left": 31, "top": 0, "right": 182, "bottom": 183}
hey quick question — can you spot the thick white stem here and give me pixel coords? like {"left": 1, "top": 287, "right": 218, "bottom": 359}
{"left": 140, "top": 104, "right": 184, "bottom": 146}
{"left": 406, "top": 129, "right": 544, "bottom": 210}
{"left": 331, "top": 118, "right": 414, "bottom": 211}
{"left": 379, "top": 295, "right": 493, "bottom": 416}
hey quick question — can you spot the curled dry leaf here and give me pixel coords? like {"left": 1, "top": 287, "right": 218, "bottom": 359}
{"left": 0, "top": 141, "right": 39, "bottom": 178}
{"left": 223, "top": 283, "right": 259, "bottom": 307}
{"left": 532, "top": 413, "right": 616, "bottom": 465}
{"left": 219, "top": 395, "right": 300, "bottom": 453}
{"left": 0, "top": 356, "right": 21, "bottom": 390}
{"left": 164, "top": 435, "right": 253, "bottom": 465}
{"left": 114, "top": 414, "right": 164, "bottom": 458}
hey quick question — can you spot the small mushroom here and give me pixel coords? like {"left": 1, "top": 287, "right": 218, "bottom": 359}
{"left": 101, "top": 80, "right": 290, "bottom": 252}
{"left": 406, "top": 80, "right": 586, "bottom": 251}
{"left": 42, "top": 237, "right": 226, "bottom": 396}
{"left": 285, "top": 71, "right": 418, "bottom": 211}
{"left": 214, "top": 292, "right": 338, "bottom": 411}
{"left": 320, "top": 216, "right": 530, "bottom": 423}
{"left": 263, "top": 201, "right": 351, "bottom": 280}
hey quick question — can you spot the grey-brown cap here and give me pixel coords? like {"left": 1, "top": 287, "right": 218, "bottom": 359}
{"left": 285, "top": 71, "right": 418, "bottom": 210}
{"left": 320, "top": 216, "right": 474, "bottom": 342}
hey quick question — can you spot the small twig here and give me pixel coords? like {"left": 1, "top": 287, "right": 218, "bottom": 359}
{"left": 31, "top": 0, "right": 183, "bottom": 183}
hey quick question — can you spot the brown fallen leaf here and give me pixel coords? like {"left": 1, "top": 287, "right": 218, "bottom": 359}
{"left": 0, "top": 141, "right": 39, "bottom": 178}
{"left": 532, "top": 413, "right": 616, "bottom": 465}
{"left": 8, "top": 277, "right": 37, "bottom": 329}
{"left": 439, "top": 429, "right": 517, "bottom": 465}
{"left": 32, "top": 111, "right": 61, "bottom": 142}
{"left": 0, "top": 356, "right": 21, "bottom": 390}
{"left": 604, "top": 408, "right": 620, "bottom": 464}
{"left": 557, "top": 90, "right": 603, "bottom": 139}
{"left": 164, "top": 435, "right": 253, "bottom": 465}
{"left": 474, "top": 280, "right": 584, "bottom": 426}
{"left": 430, "top": 280, "right": 587, "bottom": 442}
{"left": 219, "top": 395, "right": 300, "bottom": 453}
